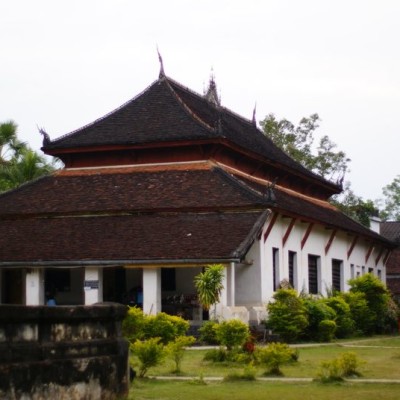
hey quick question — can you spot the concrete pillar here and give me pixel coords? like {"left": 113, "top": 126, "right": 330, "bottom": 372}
{"left": 25, "top": 269, "right": 44, "bottom": 305}
{"left": 226, "top": 263, "right": 235, "bottom": 307}
{"left": 142, "top": 268, "right": 161, "bottom": 315}
{"left": 84, "top": 267, "right": 103, "bottom": 305}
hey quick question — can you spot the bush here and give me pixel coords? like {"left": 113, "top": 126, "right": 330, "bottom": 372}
{"left": 203, "top": 348, "right": 229, "bottom": 362}
{"left": 255, "top": 342, "right": 297, "bottom": 376}
{"left": 267, "top": 289, "right": 308, "bottom": 342}
{"left": 324, "top": 296, "right": 355, "bottom": 338}
{"left": 166, "top": 335, "right": 196, "bottom": 374}
{"left": 317, "top": 351, "right": 364, "bottom": 382}
{"left": 214, "top": 319, "right": 250, "bottom": 351}
{"left": 318, "top": 319, "right": 336, "bottom": 342}
{"left": 142, "top": 312, "right": 189, "bottom": 344}
{"left": 340, "top": 292, "right": 374, "bottom": 336}
{"left": 303, "top": 298, "right": 336, "bottom": 341}
{"left": 223, "top": 365, "right": 257, "bottom": 381}
{"left": 198, "top": 320, "right": 219, "bottom": 345}
{"left": 131, "top": 338, "right": 166, "bottom": 378}
{"left": 348, "top": 273, "right": 391, "bottom": 334}
{"left": 122, "top": 306, "right": 146, "bottom": 343}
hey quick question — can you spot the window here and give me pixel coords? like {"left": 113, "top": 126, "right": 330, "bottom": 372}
{"left": 362, "top": 266, "right": 365, "bottom": 275}
{"left": 272, "top": 248, "right": 280, "bottom": 291}
{"left": 308, "top": 255, "right": 320, "bottom": 294}
{"left": 368, "top": 267, "right": 374, "bottom": 275}
{"left": 350, "top": 264, "right": 355, "bottom": 279}
{"left": 332, "top": 259, "right": 343, "bottom": 292}
{"left": 377, "top": 269, "right": 382, "bottom": 280}
{"left": 288, "top": 251, "right": 297, "bottom": 289}
{"left": 45, "top": 269, "right": 71, "bottom": 292}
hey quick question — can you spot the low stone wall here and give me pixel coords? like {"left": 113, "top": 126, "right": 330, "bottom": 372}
{"left": 0, "top": 303, "right": 129, "bottom": 400}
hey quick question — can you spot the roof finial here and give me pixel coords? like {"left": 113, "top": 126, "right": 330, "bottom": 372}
{"left": 37, "top": 125, "right": 51, "bottom": 146}
{"left": 204, "top": 68, "right": 220, "bottom": 106}
{"left": 157, "top": 46, "right": 165, "bottom": 78}
{"left": 252, "top": 102, "right": 257, "bottom": 125}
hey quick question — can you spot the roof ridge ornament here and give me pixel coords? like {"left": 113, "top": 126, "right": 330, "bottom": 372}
{"left": 37, "top": 125, "right": 51, "bottom": 146}
{"left": 252, "top": 103, "right": 257, "bottom": 126}
{"left": 157, "top": 46, "right": 165, "bottom": 79}
{"left": 204, "top": 68, "right": 221, "bottom": 106}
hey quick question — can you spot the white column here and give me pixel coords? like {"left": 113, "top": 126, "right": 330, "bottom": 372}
{"left": 215, "top": 267, "right": 228, "bottom": 318}
{"left": 84, "top": 267, "right": 103, "bottom": 305}
{"left": 226, "top": 262, "right": 235, "bottom": 307}
{"left": 25, "top": 269, "right": 44, "bottom": 305}
{"left": 142, "top": 268, "right": 161, "bottom": 315}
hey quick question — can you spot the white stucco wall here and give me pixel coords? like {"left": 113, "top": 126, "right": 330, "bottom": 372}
{"left": 235, "top": 212, "right": 388, "bottom": 309}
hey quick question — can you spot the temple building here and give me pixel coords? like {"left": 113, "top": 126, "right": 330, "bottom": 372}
{"left": 0, "top": 67, "right": 394, "bottom": 324}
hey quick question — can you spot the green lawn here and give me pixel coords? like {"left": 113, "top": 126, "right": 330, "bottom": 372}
{"left": 128, "top": 336, "right": 400, "bottom": 399}
{"left": 129, "top": 380, "right": 400, "bottom": 400}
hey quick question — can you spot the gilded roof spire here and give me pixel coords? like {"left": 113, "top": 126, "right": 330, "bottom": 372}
{"left": 204, "top": 69, "right": 220, "bottom": 106}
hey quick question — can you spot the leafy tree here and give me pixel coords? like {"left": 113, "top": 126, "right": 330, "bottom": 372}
{"left": 379, "top": 175, "right": 400, "bottom": 221}
{"left": 255, "top": 342, "right": 297, "bottom": 376}
{"left": 260, "top": 113, "right": 350, "bottom": 183}
{"left": 131, "top": 338, "right": 166, "bottom": 378}
{"left": 214, "top": 319, "right": 250, "bottom": 351}
{"left": 330, "top": 183, "right": 377, "bottom": 227}
{"left": 194, "top": 264, "right": 225, "bottom": 315}
{"left": 166, "top": 335, "right": 196, "bottom": 374}
{"left": 0, "top": 120, "right": 26, "bottom": 163}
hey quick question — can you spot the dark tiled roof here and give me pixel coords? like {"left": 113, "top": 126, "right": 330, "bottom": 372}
{"left": 0, "top": 211, "right": 267, "bottom": 265}
{"left": 230, "top": 172, "right": 394, "bottom": 244}
{"left": 0, "top": 165, "right": 267, "bottom": 217}
{"left": 43, "top": 76, "right": 338, "bottom": 191}
{"left": 381, "top": 222, "right": 400, "bottom": 243}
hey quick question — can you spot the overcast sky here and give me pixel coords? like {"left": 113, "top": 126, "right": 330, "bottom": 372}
{"left": 1, "top": 0, "right": 399, "bottom": 200}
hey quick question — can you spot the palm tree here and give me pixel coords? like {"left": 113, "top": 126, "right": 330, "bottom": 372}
{"left": 0, "top": 120, "right": 26, "bottom": 163}
{"left": 0, "top": 148, "right": 55, "bottom": 190}
{"left": 194, "top": 264, "right": 225, "bottom": 319}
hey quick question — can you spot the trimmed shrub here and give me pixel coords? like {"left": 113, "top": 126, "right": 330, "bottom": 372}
{"left": 122, "top": 306, "right": 146, "bottom": 343}
{"left": 267, "top": 289, "right": 308, "bottom": 342}
{"left": 324, "top": 296, "right": 355, "bottom": 338}
{"left": 142, "top": 312, "right": 189, "bottom": 344}
{"left": 303, "top": 298, "right": 336, "bottom": 341}
{"left": 214, "top": 319, "right": 250, "bottom": 351}
{"left": 223, "top": 365, "right": 257, "bottom": 381}
{"left": 255, "top": 342, "right": 297, "bottom": 376}
{"left": 198, "top": 320, "right": 219, "bottom": 345}
{"left": 318, "top": 319, "right": 336, "bottom": 342}
{"left": 317, "top": 351, "right": 364, "bottom": 382}
{"left": 131, "top": 338, "right": 166, "bottom": 378}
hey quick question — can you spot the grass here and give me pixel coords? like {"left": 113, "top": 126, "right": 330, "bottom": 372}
{"left": 127, "top": 336, "right": 400, "bottom": 399}
{"left": 129, "top": 380, "right": 400, "bottom": 400}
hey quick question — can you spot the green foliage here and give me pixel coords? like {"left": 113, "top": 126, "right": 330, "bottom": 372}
{"left": 339, "top": 291, "right": 374, "bottom": 336}
{"left": 0, "top": 120, "right": 56, "bottom": 192}
{"left": 317, "top": 351, "right": 364, "bottom": 382}
{"left": 255, "top": 342, "right": 297, "bottom": 376}
{"left": 194, "top": 264, "right": 225, "bottom": 311}
{"left": 131, "top": 338, "right": 166, "bottom": 378}
{"left": 324, "top": 296, "right": 355, "bottom": 338}
{"left": 198, "top": 320, "right": 219, "bottom": 345}
{"left": 142, "top": 312, "right": 189, "bottom": 344}
{"left": 166, "top": 335, "right": 196, "bottom": 373}
{"left": 214, "top": 319, "right": 250, "bottom": 351}
{"left": 379, "top": 174, "right": 400, "bottom": 221}
{"left": 318, "top": 320, "right": 336, "bottom": 342}
{"left": 303, "top": 297, "right": 336, "bottom": 341}
{"left": 122, "top": 306, "right": 146, "bottom": 343}
{"left": 203, "top": 348, "right": 229, "bottom": 362}
{"left": 223, "top": 365, "right": 257, "bottom": 381}
{"left": 348, "top": 273, "right": 391, "bottom": 333}
{"left": 266, "top": 289, "right": 308, "bottom": 342}
{"left": 123, "top": 308, "right": 189, "bottom": 345}
{"left": 260, "top": 113, "right": 349, "bottom": 182}
{"left": 331, "top": 182, "right": 377, "bottom": 227}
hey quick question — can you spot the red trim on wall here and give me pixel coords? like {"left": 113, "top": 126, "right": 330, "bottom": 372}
{"left": 365, "top": 243, "right": 374, "bottom": 264}
{"left": 325, "top": 229, "right": 337, "bottom": 255}
{"left": 263, "top": 213, "right": 279, "bottom": 243}
{"left": 282, "top": 218, "right": 296, "bottom": 247}
{"left": 301, "top": 223, "right": 314, "bottom": 250}
{"left": 347, "top": 236, "right": 358, "bottom": 260}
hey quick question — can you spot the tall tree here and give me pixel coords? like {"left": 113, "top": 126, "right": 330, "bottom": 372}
{"left": 260, "top": 113, "right": 350, "bottom": 184}
{"left": 378, "top": 175, "right": 400, "bottom": 221}
{"left": 0, "top": 120, "right": 26, "bottom": 163}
